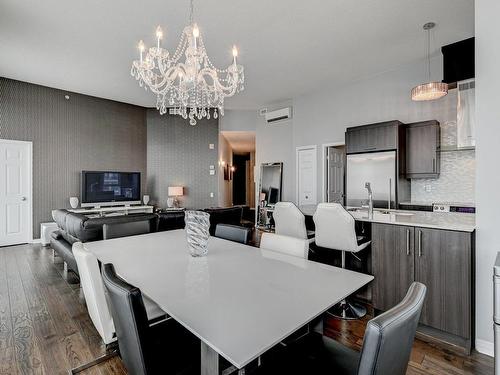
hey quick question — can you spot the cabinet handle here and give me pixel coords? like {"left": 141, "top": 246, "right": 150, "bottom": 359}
{"left": 406, "top": 229, "right": 410, "bottom": 255}
{"left": 364, "top": 147, "right": 377, "bottom": 151}
{"left": 432, "top": 158, "right": 436, "bottom": 173}
{"left": 418, "top": 230, "right": 422, "bottom": 257}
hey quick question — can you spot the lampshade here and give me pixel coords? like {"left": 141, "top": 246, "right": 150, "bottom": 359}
{"left": 411, "top": 82, "right": 448, "bottom": 101}
{"left": 168, "top": 186, "right": 184, "bottom": 196}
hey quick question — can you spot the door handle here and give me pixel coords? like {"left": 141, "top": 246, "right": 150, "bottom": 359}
{"left": 406, "top": 229, "right": 410, "bottom": 256}
{"left": 417, "top": 230, "right": 422, "bottom": 257}
{"left": 21, "top": 196, "right": 27, "bottom": 201}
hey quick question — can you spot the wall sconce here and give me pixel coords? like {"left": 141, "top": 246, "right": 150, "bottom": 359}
{"left": 224, "top": 164, "right": 235, "bottom": 180}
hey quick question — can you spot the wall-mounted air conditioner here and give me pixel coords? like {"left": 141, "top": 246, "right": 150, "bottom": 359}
{"left": 264, "top": 107, "right": 292, "bottom": 124}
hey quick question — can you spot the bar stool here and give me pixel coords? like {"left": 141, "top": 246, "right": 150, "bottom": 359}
{"left": 273, "top": 202, "right": 315, "bottom": 241}
{"left": 313, "top": 203, "right": 371, "bottom": 320}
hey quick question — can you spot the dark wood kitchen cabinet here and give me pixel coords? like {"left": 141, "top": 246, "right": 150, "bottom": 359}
{"left": 372, "top": 224, "right": 414, "bottom": 312}
{"left": 345, "top": 120, "right": 401, "bottom": 154}
{"left": 414, "top": 227, "right": 472, "bottom": 339}
{"left": 406, "top": 120, "right": 440, "bottom": 178}
{"left": 371, "top": 223, "right": 474, "bottom": 353}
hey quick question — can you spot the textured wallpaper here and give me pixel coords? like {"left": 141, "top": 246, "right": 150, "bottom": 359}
{"left": 0, "top": 77, "right": 148, "bottom": 238}
{"left": 410, "top": 89, "right": 476, "bottom": 204}
{"left": 146, "top": 111, "right": 219, "bottom": 209}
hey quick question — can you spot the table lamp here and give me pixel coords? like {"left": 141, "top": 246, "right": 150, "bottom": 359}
{"left": 167, "top": 186, "right": 184, "bottom": 208}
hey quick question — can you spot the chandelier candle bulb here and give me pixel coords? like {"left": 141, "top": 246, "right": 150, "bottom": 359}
{"left": 138, "top": 40, "right": 145, "bottom": 63}
{"left": 192, "top": 24, "right": 199, "bottom": 49}
{"left": 232, "top": 46, "right": 238, "bottom": 64}
{"left": 156, "top": 26, "right": 163, "bottom": 49}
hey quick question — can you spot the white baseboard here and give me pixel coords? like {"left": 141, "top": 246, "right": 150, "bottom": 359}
{"left": 476, "top": 338, "right": 494, "bottom": 357}
{"left": 31, "top": 238, "right": 42, "bottom": 244}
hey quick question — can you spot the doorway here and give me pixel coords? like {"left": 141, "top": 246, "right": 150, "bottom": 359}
{"left": 322, "top": 143, "right": 346, "bottom": 204}
{"left": 0, "top": 139, "right": 33, "bottom": 246}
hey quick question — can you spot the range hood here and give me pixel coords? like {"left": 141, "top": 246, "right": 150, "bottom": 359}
{"left": 441, "top": 38, "right": 475, "bottom": 149}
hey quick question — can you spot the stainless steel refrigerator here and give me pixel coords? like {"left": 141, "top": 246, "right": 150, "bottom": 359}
{"left": 346, "top": 150, "right": 406, "bottom": 208}
{"left": 494, "top": 252, "right": 500, "bottom": 374}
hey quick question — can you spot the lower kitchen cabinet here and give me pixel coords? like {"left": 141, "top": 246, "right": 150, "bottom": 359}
{"left": 371, "top": 223, "right": 474, "bottom": 353}
{"left": 372, "top": 224, "right": 414, "bottom": 311}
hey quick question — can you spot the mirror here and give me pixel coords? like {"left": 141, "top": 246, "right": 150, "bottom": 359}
{"left": 259, "top": 162, "right": 283, "bottom": 207}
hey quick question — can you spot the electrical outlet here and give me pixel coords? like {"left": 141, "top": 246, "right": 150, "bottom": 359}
{"left": 425, "top": 185, "right": 432, "bottom": 193}
{"left": 209, "top": 170, "right": 215, "bottom": 175}
{"left": 209, "top": 143, "right": 215, "bottom": 150}
{"left": 210, "top": 192, "right": 214, "bottom": 198}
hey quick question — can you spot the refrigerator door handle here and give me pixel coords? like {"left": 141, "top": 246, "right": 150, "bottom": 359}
{"left": 388, "top": 178, "right": 392, "bottom": 209}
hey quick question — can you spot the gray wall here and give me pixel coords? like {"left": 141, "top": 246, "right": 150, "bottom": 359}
{"left": 475, "top": 0, "right": 499, "bottom": 355}
{"left": 0, "top": 77, "right": 148, "bottom": 238}
{"left": 146, "top": 111, "right": 219, "bottom": 209}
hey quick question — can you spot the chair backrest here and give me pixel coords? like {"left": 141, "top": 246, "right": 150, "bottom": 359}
{"left": 103, "top": 220, "right": 150, "bottom": 240}
{"left": 215, "top": 224, "right": 251, "bottom": 244}
{"left": 72, "top": 242, "right": 116, "bottom": 344}
{"left": 313, "top": 203, "right": 358, "bottom": 252}
{"left": 260, "top": 232, "right": 309, "bottom": 259}
{"left": 357, "top": 282, "right": 427, "bottom": 375}
{"left": 102, "top": 263, "right": 152, "bottom": 375}
{"left": 273, "top": 202, "right": 308, "bottom": 239}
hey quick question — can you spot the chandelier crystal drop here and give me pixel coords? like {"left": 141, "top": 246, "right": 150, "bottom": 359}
{"left": 411, "top": 22, "right": 448, "bottom": 102}
{"left": 130, "top": 0, "right": 244, "bottom": 125}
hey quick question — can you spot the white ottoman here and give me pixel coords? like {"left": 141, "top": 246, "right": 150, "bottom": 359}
{"left": 40, "top": 222, "right": 59, "bottom": 246}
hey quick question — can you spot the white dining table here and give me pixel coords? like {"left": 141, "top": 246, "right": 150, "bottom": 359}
{"left": 83, "top": 229, "right": 373, "bottom": 375}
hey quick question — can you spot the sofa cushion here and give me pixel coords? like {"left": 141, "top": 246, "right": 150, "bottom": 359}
{"left": 203, "top": 207, "right": 243, "bottom": 236}
{"left": 158, "top": 211, "right": 186, "bottom": 231}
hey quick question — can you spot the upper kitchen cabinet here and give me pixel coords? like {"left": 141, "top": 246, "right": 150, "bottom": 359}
{"left": 406, "top": 120, "right": 440, "bottom": 178}
{"left": 345, "top": 120, "right": 403, "bottom": 154}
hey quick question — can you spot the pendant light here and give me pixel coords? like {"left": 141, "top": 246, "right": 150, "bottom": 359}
{"left": 411, "top": 22, "right": 448, "bottom": 101}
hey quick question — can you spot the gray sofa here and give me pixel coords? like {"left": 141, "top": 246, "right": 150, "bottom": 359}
{"left": 50, "top": 209, "right": 159, "bottom": 276}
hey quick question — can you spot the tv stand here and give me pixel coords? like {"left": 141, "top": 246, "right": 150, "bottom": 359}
{"left": 68, "top": 205, "right": 154, "bottom": 217}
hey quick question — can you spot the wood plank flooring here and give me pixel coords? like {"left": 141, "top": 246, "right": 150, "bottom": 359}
{"left": 0, "top": 243, "right": 494, "bottom": 374}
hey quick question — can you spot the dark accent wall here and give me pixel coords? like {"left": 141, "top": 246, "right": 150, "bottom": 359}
{"left": 0, "top": 77, "right": 147, "bottom": 238}
{"left": 147, "top": 110, "right": 219, "bottom": 209}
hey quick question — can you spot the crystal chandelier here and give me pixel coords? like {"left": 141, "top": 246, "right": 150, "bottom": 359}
{"left": 131, "top": 0, "right": 244, "bottom": 125}
{"left": 411, "top": 22, "right": 448, "bottom": 101}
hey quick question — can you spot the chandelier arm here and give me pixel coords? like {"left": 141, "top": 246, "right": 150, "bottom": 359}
{"left": 198, "top": 68, "right": 240, "bottom": 96}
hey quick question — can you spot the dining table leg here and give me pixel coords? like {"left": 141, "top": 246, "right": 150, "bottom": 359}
{"left": 201, "top": 341, "right": 219, "bottom": 375}
{"left": 201, "top": 341, "right": 246, "bottom": 375}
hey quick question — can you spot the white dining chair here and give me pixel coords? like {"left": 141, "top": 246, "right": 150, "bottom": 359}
{"left": 71, "top": 242, "right": 167, "bottom": 373}
{"left": 313, "top": 203, "right": 371, "bottom": 319}
{"left": 273, "top": 202, "right": 315, "bottom": 241}
{"left": 260, "top": 232, "right": 309, "bottom": 259}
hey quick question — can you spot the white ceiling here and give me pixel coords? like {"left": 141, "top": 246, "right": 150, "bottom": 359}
{"left": 0, "top": 0, "right": 474, "bottom": 110}
{"left": 221, "top": 131, "right": 256, "bottom": 153}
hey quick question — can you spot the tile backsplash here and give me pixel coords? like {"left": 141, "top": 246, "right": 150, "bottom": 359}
{"left": 410, "top": 89, "right": 476, "bottom": 204}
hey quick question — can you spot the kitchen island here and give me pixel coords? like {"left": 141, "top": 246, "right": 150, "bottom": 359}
{"left": 300, "top": 204, "right": 476, "bottom": 232}
{"left": 300, "top": 204, "right": 476, "bottom": 355}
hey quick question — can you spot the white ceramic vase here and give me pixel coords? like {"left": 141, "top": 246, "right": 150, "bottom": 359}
{"left": 143, "top": 195, "right": 150, "bottom": 205}
{"left": 69, "top": 197, "right": 79, "bottom": 209}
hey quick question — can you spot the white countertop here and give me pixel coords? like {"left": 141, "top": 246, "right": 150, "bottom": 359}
{"left": 300, "top": 205, "right": 476, "bottom": 232}
{"left": 84, "top": 230, "right": 373, "bottom": 369}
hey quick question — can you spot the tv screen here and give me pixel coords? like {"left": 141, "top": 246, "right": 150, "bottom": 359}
{"left": 81, "top": 171, "right": 141, "bottom": 204}
{"left": 268, "top": 187, "right": 279, "bottom": 204}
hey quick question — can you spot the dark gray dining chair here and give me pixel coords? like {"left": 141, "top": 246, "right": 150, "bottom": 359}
{"left": 258, "top": 282, "right": 426, "bottom": 375}
{"left": 103, "top": 220, "right": 151, "bottom": 240}
{"left": 101, "top": 263, "right": 199, "bottom": 375}
{"left": 214, "top": 223, "right": 251, "bottom": 244}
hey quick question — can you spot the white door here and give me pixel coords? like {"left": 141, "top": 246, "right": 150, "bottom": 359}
{"left": 327, "top": 146, "right": 345, "bottom": 204}
{"left": 296, "top": 146, "right": 317, "bottom": 206}
{"left": 0, "top": 140, "right": 32, "bottom": 246}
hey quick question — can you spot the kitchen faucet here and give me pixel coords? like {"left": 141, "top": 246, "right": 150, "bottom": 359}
{"left": 365, "top": 182, "right": 374, "bottom": 219}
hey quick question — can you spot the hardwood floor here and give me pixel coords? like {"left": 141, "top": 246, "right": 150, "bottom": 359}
{"left": 0, "top": 243, "right": 494, "bottom": 374}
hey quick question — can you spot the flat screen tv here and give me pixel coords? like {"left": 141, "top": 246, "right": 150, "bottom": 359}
{"left": 81, "top": 171, "right": 141, "bottom": 207}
